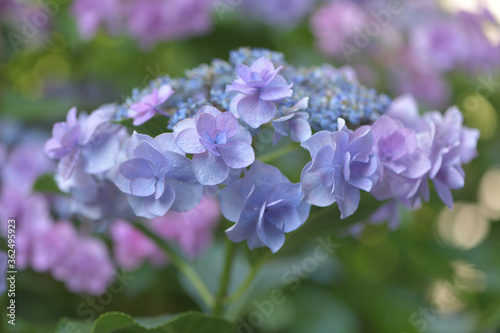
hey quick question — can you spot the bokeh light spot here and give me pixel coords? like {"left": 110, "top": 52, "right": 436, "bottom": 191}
{"left": 478, "top": 166, "right": 500, "bottom": 219}
{"left": 462, "top": 94, "right": 497, "bottom": 140}
{"left": 436, "top": 203, "right": 490, "bottom": 250}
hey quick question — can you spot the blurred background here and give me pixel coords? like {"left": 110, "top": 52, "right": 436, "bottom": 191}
{"left": 1, "top": 0, "right": 500, "bottom": 332}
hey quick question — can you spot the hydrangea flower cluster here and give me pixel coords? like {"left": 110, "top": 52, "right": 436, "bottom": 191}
{"left": 69, "top": 0, "right": 317, "bottom": 48}
{"left": 116, "top": 48, "right": 391, "bottom": 134}
{"left": 39, "top": 49, "right": 479, "bottom": 258}
{"left": 44, "top": 49, "right": 478, "bottom": 254}
{"left": 0, "top": 120, "right": 220, "bottom": 297}
{"left": 311, "top": 0, "right": 500, "bottom": 108}
{"left": 71, "top": 0, "right": 214, "bottom": 49}
{"left": 0, "top": 136, "right": 115, "bottom": 295}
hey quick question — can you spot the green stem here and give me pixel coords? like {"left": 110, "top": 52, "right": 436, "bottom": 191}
{"left": 132, "top": 221, "right": 214, "bottom": 309}
{"left": 213, "top": 239, "right": 237, "bottom": 316}
{"left": 258, "top": 144, "right": 297, "bottom": 164}
{"left": 225, "top": 257, "right": 266, "bottom": 305}
{"left": 226, "top": 209, "right": 337, "bottom": 306}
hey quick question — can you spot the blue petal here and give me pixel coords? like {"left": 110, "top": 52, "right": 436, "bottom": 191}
{"left": 237, "top": 95, "right": 277, "bottom": 129}
{"left": 296, "top": 201, "right": 311, "bottom": 225}
{"left": 267, "top": 204, "right": 303, "bottom": 233}
{"left": 337, "top": 183, "right": 361, "bottom": 219}
{"left": 176, "top": 128, "right": 205, "bottom": 154}
{"left": 347, "top": 127, "right": 374, "bottom": 158}
{"left": 219, "top": 179, "right": 253, "bottom": 222}
{"left": 130, "top": 177, "right": 157, "bottom": 197}
{"left": 162, "top": 151, "right": 196, "bottom": 183}
{"left": 57, "top": 149, "right": 80, "bottom": 180}
{"left": 301, "top": 131, "right": 333, "bottom": 157}
{"left": 225, "top": 207, "right": 258, "bottom": 242}
{"left": 256, "top": 216, "right": 286, "bottom": 253}
{"left": 301, "top": 165, "right": 336, "bottom": 207}
{"left": 81, "top": 133, "right": 120, "bottom": 174}
{"left": 133, "top": 142, "right": 167, "bottom": 170}
{"left": 218, "top": 141, "right": 255, "bottom": 169}
{"left": 267, "top": 182, "right": 303, "bottom": 207}
{"left": 433, "top": 178, "right": 453, "bottom": 209}
{"left": 168, "top": 180, "right": 203, "bottom": 212}
{"left": 156, "top": 133, "right": 184, "bottom": 155}
{"left": 192, "top": 152, "right": 230, "bottom": 185}
{"left": 196, "top": 113, "right": 217, "bottom": 140}
{"left": 247, "top": 160, "right": 288, "bottom": 184}
{"left": 307, "top": 145, "right": 335, "bottom": 188}
{"left": 126, "top": 132, "right": 161, "bottom": 158}
{"left": 289, "top": 118, "right": 312, "bottom": 143}
{"left": 127, "top": 195, "right": 155, "bottom": 219}
{"left": 119, "top": 158, "right": 155, "bottom": 180}
{"left": 216, "top": 112, "right": 239, "bottom": 138}
{"left": 145, "top": 186, "right": 175, "bottom": 216}
{"left": 236, "top": 63, "right": 252, "bottom": 82}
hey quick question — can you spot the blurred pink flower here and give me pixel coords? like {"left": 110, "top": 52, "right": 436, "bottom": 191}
{"left": 2, "top": 143, "right": 53, "bottom": 194}
{"left": 410, "top": 20, "right": 468, "bottom": 72}
{"left": 71, "top": 0, "right": 122, "bottom": 40}
{"left": 52, "top": 236, "right": 115, "bottom": 295}
{"left": 457, "top": 10, "right": 500, "bottom": 72}
{"left": 311, "top": 1, "right": 367, "bottom": 58}
{"left": 150, "top": 196, "right": 221, "bottom": 258}
{"left": 0, "top": 188, "right": 53, "bottom": 270}
{"left": 128, "top": 85, "right": 174, "bottom": 125}
{"left": 31, "top": 221, "right": 78, "bottom": 273}
{"left": 71, "top": 0, "right": 214, "bottom": 49}
{"left": 391, "top": 49, "right": 451, "bottom": 109}
{"left": 111, "top": 219, "right": 166, "bottom": 271}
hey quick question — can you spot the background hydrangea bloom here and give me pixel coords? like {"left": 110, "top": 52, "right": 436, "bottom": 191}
{"left": 2, "top": 143, "right": 52, "bottom": 194}
{"left": 0, "top": 252, "right": 6, "bottom": 296}
{"left": 0, "top": 189, "right": 53, "bottom": 270}
{"left": 238, "top": 0, "right": 316, "bottom": 28}
{"left": 31, "top": 221, "right": 79, "bottom": 273}
{"left": 227, "top": 57, "right": 293, "bottom": 128}
{"left": 220, "top": 161, "right": 310, "bottom": 253}
{"left": 311, "top": 1, "right": 367, "bottom": 58}
{"left": 114, "top": 132, "right": 203, "bottom": 218}
{"left": 52, "top": 236, "right": 115, "bottom": 295}
{"left": 71, "top": 0, "right": 214, "bottom": 49}
{"left": 111, "top": 220, "right": 166, "bottom": 271}
{"left": 128, "top": 85, "right": 174, "bottom": 126}
{"left": 71, "top": 0, "right": 121, "bottom": 40}
{"left": 174, "top": 106, "right": 254, "bottom": 185}
{"left": 410, "top": 20, "right": 468, "bottom": 72}
{"left": 301, "top": 119, "right": 378, "bottom": 218}
{"left": 150, "top": 195, "right": 221, "bottom": 258}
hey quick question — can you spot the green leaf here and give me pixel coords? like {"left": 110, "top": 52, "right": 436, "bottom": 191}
{"left": 115, "top": 116, "right": 171, "bottom": 138}
{"left": 55, "top": 318, "right": 93, "bottom": 333}
{"left": 91, "top": 311, "right": 234, "bottom": 333}
{"left": 33, "top": 174, "right": 65, "bottom": 195}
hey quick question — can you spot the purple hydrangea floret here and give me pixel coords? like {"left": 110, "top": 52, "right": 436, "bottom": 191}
{"left": 174, "top": 106, "right": 255, "bottom": 185}
{"left": 416, "top": 107, "right": 480, "bottom": 209}
{"left": 301, "top": 118, "right": 378, "bottom": 218}
{"left": 226, "top": 57, "right": 293, "bottom": 128}
{"left": 369, "top": 115, "right": 431, "bottom": 203}
{"left": 220, "top": 161, "right": 310, "bottom": 253}
{"left": 128, "top": 85, "right": 174, "bottom": 126}
{"left": 114, "top": 132, "right": 203, "bottom": 218}
{"left": 44, "top": 105, "right": 123, "bottom": 180}
{"left": 272, "top": 97, "right": 312, "bottom": 145}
